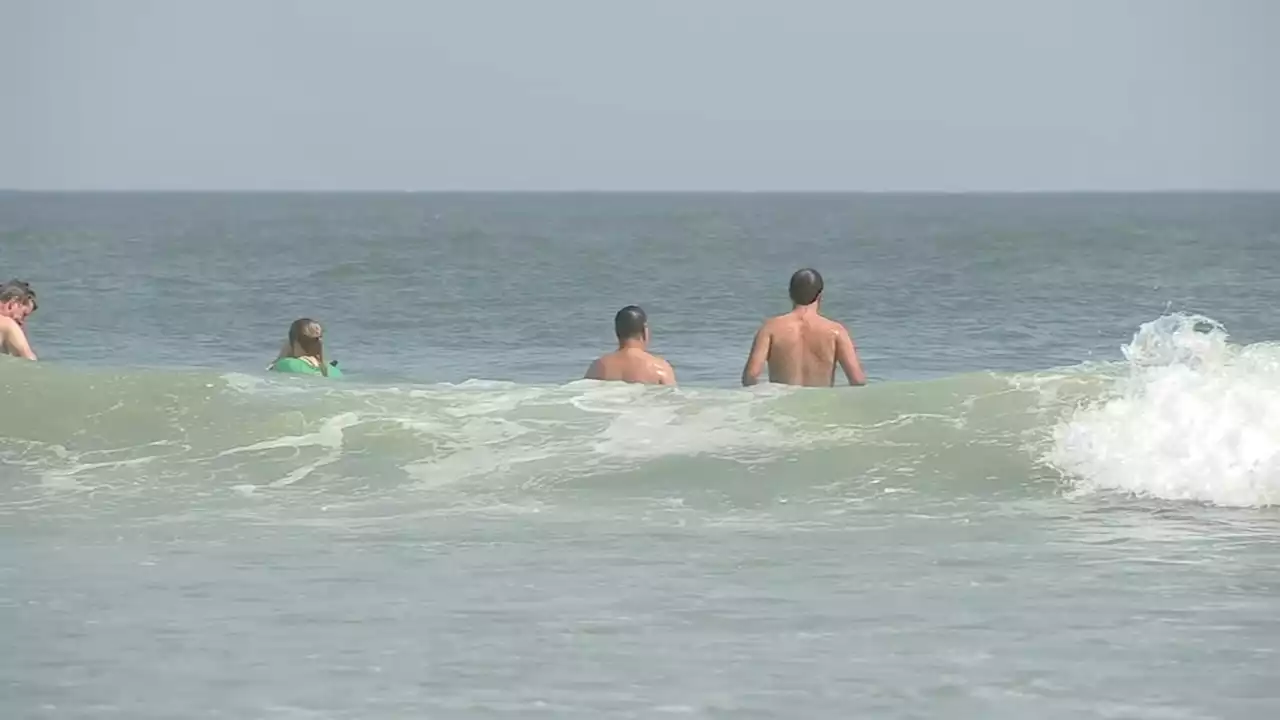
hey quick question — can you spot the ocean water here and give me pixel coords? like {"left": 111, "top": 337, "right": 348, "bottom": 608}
{"left": 2, "top": 192, "right": 1279, "bottom": 718}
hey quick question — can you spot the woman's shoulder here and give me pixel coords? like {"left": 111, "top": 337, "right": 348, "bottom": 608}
{"left": 271, "top": 357, "right": 318, "bottom": 374}
{"left": 271, "top": 356, "right": 342, "bottom": 377}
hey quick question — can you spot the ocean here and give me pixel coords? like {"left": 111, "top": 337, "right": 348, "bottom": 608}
{"left": 2, "top": 192, "right": 1279, "bottom": 718}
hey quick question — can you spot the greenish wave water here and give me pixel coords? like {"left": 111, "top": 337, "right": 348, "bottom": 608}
{"left": 4, "top": 194, "right": 1279, "bottom": 719}
{"left": 5, "top": 313, "right": 1277, "bottom": 525}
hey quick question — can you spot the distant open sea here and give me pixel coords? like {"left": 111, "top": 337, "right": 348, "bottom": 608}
{"left": 3, "top": 192, "right": 1279, "bottom": 718}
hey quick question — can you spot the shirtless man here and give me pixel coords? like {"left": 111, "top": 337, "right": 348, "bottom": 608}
{"left": 0, "top": 280, "right": 38, "bottom": 360}
{"left": 741, "top": 268, "right": 866, "bottom": 387}
{"left": 584, "top": 305, "right": 676, "bottom": 385}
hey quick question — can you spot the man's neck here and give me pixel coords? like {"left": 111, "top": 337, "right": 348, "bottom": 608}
{"left": 791, "top": 303, "right": 821, "bottom": 317}
{"left": 617, "top": 340, "right": 647, "bottom": 352}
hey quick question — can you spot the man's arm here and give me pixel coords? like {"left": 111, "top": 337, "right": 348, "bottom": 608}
{"left": 835, "top": 326, "right": 866, "bottom": 386}
{"left": 741, "top": 325, "right": 771, "bottom": 386}
{"left": 0, "top": 319, "right": 37, "bottom": 360}
{"left": 584, "top": 358, "right": 603, "bottom": 380}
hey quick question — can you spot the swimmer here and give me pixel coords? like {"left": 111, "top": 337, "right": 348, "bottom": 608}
{"left": 269, "top": 318, "right": 342, "bottom": 377}
{"left": 584, "top": 305, "right": 676, "bottom": 385}
{"left": 0, "top": 280, "right": 38, "bottom": 360}
{"left": 741, "top": 268, "right": 866, "bottom": 387}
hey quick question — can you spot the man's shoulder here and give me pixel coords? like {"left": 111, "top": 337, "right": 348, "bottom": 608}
{"left": 595, "top": 351, "right": 626, "bottom": 366}
{"left": 627, "top": 349, "right": 665, "bottom": 367}
{"left": 617, "top": 348, "right": 666, "bottom": 364}
{"left": 0, "top": 316, "right": 18, "bottom": 333}
{"left": 810, "top": 314, "right": 849, "bottom": 334}
{"left": 643, "top": 353, "right": 676, "bottom": 384}
{"left": 589, "top": 352, "right": 627, "bottom": 373}
{"left": 622, "top": 349, "right": 669, "bottom": 370}
{"left": 761, "top": 314, "right": 791, "bottom": 331}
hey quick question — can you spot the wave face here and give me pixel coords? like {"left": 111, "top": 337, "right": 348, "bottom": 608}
{"left": 1, "top": 313, "right": 1277, "bottom": 515}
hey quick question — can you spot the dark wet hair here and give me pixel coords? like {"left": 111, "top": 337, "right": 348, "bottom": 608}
{"left": 614, "top": 305, "right": 647, "bottom": 341}
{"left": 288, "top": 318, "right": 328, "bottom": 377}
{"left": 788, "top": 268, "right": 823, "bottom": 306}
{"left": 0, "top": 279, "right": 36, "bottom": 312}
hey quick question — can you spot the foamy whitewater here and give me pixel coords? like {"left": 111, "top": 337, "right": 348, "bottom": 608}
{"left": 1050, "top": 314, "right": 1280, "bottom": 507}
{"left": 4, "top": 314, "right": 1275, "bottom": 515}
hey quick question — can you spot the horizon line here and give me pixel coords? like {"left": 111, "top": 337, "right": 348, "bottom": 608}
{"left": 2, "top": 188, "right": 1277, "bottom": 195}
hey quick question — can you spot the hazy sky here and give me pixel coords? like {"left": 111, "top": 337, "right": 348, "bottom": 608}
{"left": 2, "top": 0, "right": 1276, "bottom": 191}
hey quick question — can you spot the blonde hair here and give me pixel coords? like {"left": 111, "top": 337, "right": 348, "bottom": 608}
{"left": 287, "top": 318, "right": 328, "bottom": 377}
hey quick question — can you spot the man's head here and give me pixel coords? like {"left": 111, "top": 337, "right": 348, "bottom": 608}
{"left": 0, "top": 280, "right": 37, "bottom": 324}
{"left": 788, "top": 268, "right": 823, "bottom": 306}
{"left": 614, "top": 305, "right": 649, "bottom": 345}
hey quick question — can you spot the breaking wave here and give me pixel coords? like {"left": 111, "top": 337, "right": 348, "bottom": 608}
{"left": 1048, "top": 314, "right": 1280, "bottom": 507}
{"left": 2, "top": 313, "right": 1277, "bottom": 515}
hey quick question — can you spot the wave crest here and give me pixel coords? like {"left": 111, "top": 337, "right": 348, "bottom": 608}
{"left": 1047, "top": 314, "right": 1280, "bottom": 507}
{"left": 5, "top": 313, "right": 1277, "bottom": 513}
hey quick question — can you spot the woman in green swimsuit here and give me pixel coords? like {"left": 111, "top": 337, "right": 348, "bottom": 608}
{"left": 269, "top": 318, "right": 342, "bottom": 378}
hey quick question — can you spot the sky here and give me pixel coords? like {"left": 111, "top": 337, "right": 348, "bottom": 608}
{"left": 2, "top": 0, "right": 1277, "bottom": 191}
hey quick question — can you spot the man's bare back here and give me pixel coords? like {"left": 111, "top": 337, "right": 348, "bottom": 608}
{"left": 741, "top": 268, "right": 866, "bottom": 388}
{"left": 584, "top": 305, "right": 677, "bottom": 386}
{"left": 586, "top": 347, "right": 676, "bottom": 386}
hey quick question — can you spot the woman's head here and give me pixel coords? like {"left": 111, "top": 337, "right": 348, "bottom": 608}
{"left": 287, "top": 318, "right": 327, "bottom": 376}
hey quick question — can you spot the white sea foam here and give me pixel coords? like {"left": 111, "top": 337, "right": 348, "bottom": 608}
{"left": 1048, "top": 314, "right": 1280, "bottom": 507}
{"left": 214, "top": 412, "right": 359, "bottom": 487}
{"left": 577, "top": 386, "right": 791, "bottom": 461}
